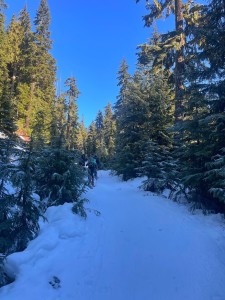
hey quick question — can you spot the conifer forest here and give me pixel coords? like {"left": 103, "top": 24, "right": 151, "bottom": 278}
{"left": 0, "top": 0, "right": 225, "bottom": 287}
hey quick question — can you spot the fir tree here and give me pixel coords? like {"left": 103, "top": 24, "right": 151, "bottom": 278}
{"left": 16, "top": 6, "right": 36, "bottom": 136}
{"left": 34, "top": 143, "right": 85, "bottom": 208}
{"left": 32, "top": 0, "right": 56, "bottom": 140}
{"left": 139, "top": 141, "right": 175, "bottom": 193}
{"left": 136, "top": 0, "right": 185, "bottom": 131}
{"left": 86, "top": 121, "right": 97, "bottom": 157}
{"left": 0, "top": 3, "right": 17, "bottom": 136}
{"left": 0, "top": 141, "right": 41, "bottom": 255}
{"left": 77, "top": 117, "right": 88, "bottom": 153}
{"left": 114, "top": 70, "right": 150, "bottom": 180}
{"left": 9, "top": 141, "right": 41, "bottom": 252}
{"left": 0, "top": 253, "right": 12, "bottom": 287}
{"left": 64, "top": 77, "right": 80, "bottom": 150}
{"left": 0, "top": 0, "right": 8, "bottom": 100}
{"left": 95, "top": 110, "right": 106, "bottom": 159}
{"left": 49, "top": 94, "right": 67, "bottom": 147}
{"left": 176, "top": 0, "right": 225, "bottom": 208}
{"left": 103, "top": 102, "right": 116, "bottom": 163}
{"left": 114, "top": 59, "right": 130, "bottom": 119}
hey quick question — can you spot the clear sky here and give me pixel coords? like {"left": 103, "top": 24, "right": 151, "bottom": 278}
{"left": 5, "top": 0, "right": 172, "bottom": 127}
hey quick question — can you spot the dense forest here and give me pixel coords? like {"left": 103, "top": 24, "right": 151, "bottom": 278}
{"left": 0, "top": 0, "right": 225, "bottom": 287}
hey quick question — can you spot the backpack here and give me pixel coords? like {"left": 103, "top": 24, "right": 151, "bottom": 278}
{"left": 88, "top": 158, "right": 97, "bottom": 169}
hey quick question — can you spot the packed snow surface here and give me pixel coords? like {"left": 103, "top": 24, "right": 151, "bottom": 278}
{"left": 1, "top": 170, "right": 225, "bottom": 300}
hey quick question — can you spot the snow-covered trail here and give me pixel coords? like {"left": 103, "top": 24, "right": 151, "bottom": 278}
{"left": 1, "top": 170, "right": 225, "bottom": 300}
{"left": 86, "top": 171, "right": 225, "bottom": 300}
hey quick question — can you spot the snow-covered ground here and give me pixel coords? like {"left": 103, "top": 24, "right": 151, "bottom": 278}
{"left": 1, "top": 170, "right": 225, "bottom": 300}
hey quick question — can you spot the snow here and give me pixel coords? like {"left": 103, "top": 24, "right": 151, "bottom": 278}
{"left": 0, "top": 132, "right": 7, "bottom": 139}
{"left": 1, "top": 170, "right": 225, "bottom": 300}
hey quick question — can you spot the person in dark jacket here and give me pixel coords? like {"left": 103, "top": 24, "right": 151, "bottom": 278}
{"left": 87, "top": 157, "right": 97, "bottom": 187}
{"left": 79, "top": 153, "right": 87, "bottom": 168}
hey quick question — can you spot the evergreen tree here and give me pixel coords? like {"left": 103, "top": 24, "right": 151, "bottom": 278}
{"left": 0, "top": 141, "right": 41, "bottom": 254}
{"left": 0, "top": 3, "right": 17, "bottom": 136}
{"left": 103, "top": 102, "right": 116, "bottom": 163}
{"left": 34, "top": 144, "right": 85, "bottom": 208}
{"left": 77, "top": 117, "right": 88, "bottom": 153}
{"left": 64, "top": 77, "right": 80, "bottom": 150}
{"left": 6, "top": 15, "right": 22, "bottom": 98}
{"left": 114, "top": 70, "right": 150, "bottom": 180}
{"left": 86, "top": 121, "right": 97, "bottom": 157}
{"left": 114, "top": 59, "right": 130, "bottom": 119}
{"left": 0, "top": 0, "right": 8, "bottom": 100}
{"left": 0, "top": 253, "right": 12, "bottom": 287}
{"left": 139, "top": 141, "right": 176, "bottom": 193}
{"left": 49, "top": 94, "right": 67, "bottom": 147}
{"left": 175, "top": 0, "right": 225, "bottom": 208}
{"left": 0, "top": 80, "right": 17, "bottom": 135}
{"left": 136, "top": 0, "right": 185, "bottom": 131}
{"left": 10, "top": 142, "right": 41, "bottom": 252}
{"left": 32, "top": 0, "right": 56, "bottom": 140}
{"left": 95, "top": 110, "right": 106, "bottom": 158}
{"left": 16, "top": 6, "right": 36, "bottom": 137}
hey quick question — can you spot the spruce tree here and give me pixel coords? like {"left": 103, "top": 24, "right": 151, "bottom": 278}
{"left": 0, "top": 141, "right": 41, "bottom": 254}
{"left": 103, "top": 102, "right": 116, "bottom": 163}
{"left": 86, "top": 121, "right": 97, "bottom": 157}
{"left": 77, "top": 117, "right": 88, "bottom": 153}
{"left": 176, "top": 0, "right": 225, "bottom": 208}
{"left": 0, "top": 0, "right": 7, "bottom": 101}
{"left": 16, "top": 6, "right": 36, "bottom": 136}
{"left": 95, "top": 110, "right": 106, "bottom": 159}
{"left": 49, "top": 94, "right": 67, "bottom": 147}
{"left": 6, "top": 15, "right": 23, "bottom": 98}
{"left": 114, "top": 69, "right": 150, "bottom": 180}
{"left": 64, "top": 77, "right": 80, "bottom": 150}
{"left": 34, "top": 143, "right": 85, "bottom": 207}
{"left": 136, "top": 0, "right": 185, "bottom": 132}
{"left": 32, "top": 0, "right": 56, "bottom": 140}
{"left": 0, "top": 3, "right": 17, "bottom": 136}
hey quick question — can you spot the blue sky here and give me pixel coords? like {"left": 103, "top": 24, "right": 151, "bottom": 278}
{"left": 5, "top": 0, "right": 172, "bottom": 127}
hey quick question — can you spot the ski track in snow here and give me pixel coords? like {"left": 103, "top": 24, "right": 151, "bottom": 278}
{"left": 1, "top": 170, "right": 225, "bottom": 300}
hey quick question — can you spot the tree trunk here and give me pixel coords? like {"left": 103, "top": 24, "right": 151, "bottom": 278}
{"left": 174, "top": 0, "right": 185, "bottom": 125}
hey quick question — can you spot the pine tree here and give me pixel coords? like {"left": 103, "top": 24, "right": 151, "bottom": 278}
{"left": 34, "top": 144, "right": 85, "bottom": 207}
{"left": 86, "top": 121, "right": 97, "bottom": 157}
{"left": 114, "top": 59, "right": 130, "bottom": 119}
{"left": 136, "top": 0, "right": 185, "bottom": 131}
{"left": 0, "top": 80, "right": 17, "bottom": 135}
{"left": 49, "top": 94, "right": 67, "bottom": 147}
{"left": 64, "top": 77, "right": 80, "bottom": 150}
{"left": 16, "top": 6, "right": 36, "bottom": 136}
{"left": 95, "top": 110, "right": 106, "bottom": 159}
{"left": 6, "top": 15, "right": 23, "bottom": 97}
{"left": 31, "top": 0, "right": 56, "bottom": 140}
{"left": 139, "top": 141, "right": 175, "bottom": 193}
{"left": 0, "top": 141, "right": 41, "bottom": 254}
{"left": 77, "top": 117, "right": 88, "bottom": 153}
{"left": 176, "top": 0, "right": 225, "bottom": 208}
{"left": 0, "top": 253, "right": 12, "bottom": 287}
{"left": 0, "top": 0, "right": 8, "bottom": 100}
{"left": 0, "top": 3, "right": 17, "bottom": 136}
{"left": 114, "top": 70, "right": 150, "bottom": 180}
{"left": 103, "top": 102, "right": 116, "bottom": 163}
{"left": 136, "top": 67, "right": 174, "bottom": 191}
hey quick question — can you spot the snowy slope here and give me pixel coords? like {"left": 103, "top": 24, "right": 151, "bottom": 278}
{"left": 1, "top": 170, "right": 225, "bottom": 300}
